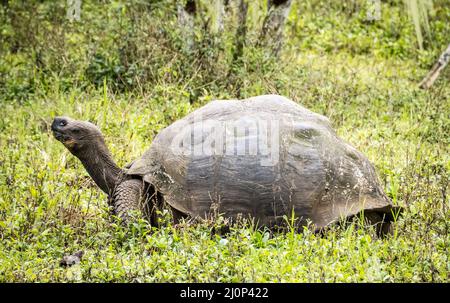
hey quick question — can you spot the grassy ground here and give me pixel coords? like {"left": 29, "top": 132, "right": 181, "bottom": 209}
{"left": 0, "top": 0, "right": 449, "bottom": 282}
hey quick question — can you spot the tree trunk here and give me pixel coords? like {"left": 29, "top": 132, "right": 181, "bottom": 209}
{"left": 259, "top": 0, "right": 293, "bottom": 56}
{"left": 214, "top": 0, "right": 226, "bottom": 33}
{"left": 232, "top": 0, "right": 248, "bottom": 63}
{"left": 419, "top": 43, "right": 450, "bottom": 89}
{"left": 177, "top": 0, "right": 197, "bottom": 51}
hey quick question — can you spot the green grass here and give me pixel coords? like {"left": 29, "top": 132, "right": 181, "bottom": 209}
{"left": 0, "top": 0, "right": 449, "bottom": 282}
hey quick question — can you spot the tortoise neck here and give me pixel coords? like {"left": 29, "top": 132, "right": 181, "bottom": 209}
{"left": 77, "top": 139, "right": 123, "bottom": 195}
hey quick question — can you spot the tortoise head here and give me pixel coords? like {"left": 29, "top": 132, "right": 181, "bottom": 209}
{"left": 51, "top": 116, "right": 103, "bottom": 154}
{"left": 51, "top": 116, "right": 122, "bottom": 195}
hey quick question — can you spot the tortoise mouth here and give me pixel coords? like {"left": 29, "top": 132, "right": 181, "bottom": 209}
{"left": 52, "top": 129, "right": 70, "bottom": 143}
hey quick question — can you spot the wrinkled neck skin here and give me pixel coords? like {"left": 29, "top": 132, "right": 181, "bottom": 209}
{"left": 75, "top": 139, "right": 123, "bottom": 196}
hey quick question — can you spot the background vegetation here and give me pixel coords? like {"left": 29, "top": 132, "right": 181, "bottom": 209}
{"left": 0, "top": 0, "right": 448, "bottom": 282}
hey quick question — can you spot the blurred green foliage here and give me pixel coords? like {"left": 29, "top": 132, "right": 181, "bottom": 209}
{"left": 1, "top": 0, "right": 449, "bottom": 100}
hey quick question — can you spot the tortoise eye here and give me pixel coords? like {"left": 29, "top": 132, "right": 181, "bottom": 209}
{"left": 59, "top": 120, "right": 67, "bottom": 127}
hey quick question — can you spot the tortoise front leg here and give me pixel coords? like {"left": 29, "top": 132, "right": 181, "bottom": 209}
{"left": 112, "top": 179, "right": 160, "bottom": 226}
{"left": 111, "top": 179, "right": 144, "bottom": 223}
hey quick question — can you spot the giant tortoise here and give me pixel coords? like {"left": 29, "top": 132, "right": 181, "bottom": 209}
{"left": 52, "top": 95, "right": 400, "bottom": 234}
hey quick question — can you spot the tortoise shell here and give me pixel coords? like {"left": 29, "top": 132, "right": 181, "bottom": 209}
{"left": 126, "top": 95, "right": 396, "bottom": 229}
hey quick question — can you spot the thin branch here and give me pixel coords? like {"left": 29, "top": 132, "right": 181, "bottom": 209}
{"left": 419, "top": 43, "right": 450, "bottom": 89}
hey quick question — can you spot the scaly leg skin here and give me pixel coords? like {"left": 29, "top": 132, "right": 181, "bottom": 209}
{"left": 112, "top": 178, "right": 145, "bottom": 223}
{"left": 112, "top": 178, "right": 162, "bottom": 226}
